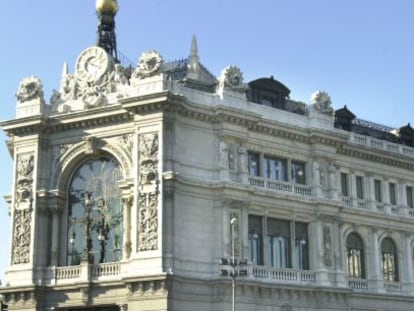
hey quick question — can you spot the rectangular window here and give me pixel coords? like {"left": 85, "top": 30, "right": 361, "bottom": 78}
{"left": 263, "top": 156, "right": 287, "bottom": 181}
{"left": 294, "top": 222, "right": 309, "bottom": 270}
{"left": 291, "top": 161, "right": 306, "bottom": 184}
{"left": 267, "top": 218, "right": 291, "bottom": 268}
{"left": 248, "top": 153, "right": 260, "bottom": 176}
{"left": 407, "top": 186, "right": 414, "bottom": 208}
{"left": 249, "top": 216, "right": 308, "bottom": 270}
{"left": 356, "top": 176, "right": 364, "bottom": 199}
{"left": 248, "top": 215, "right": 263, "bottom": 265}
{"left": 341, "top": 173, "right": 349, "bottom": 197}
{"left": 389, "top": 183, "right": 396, "bottom": 205}
{"left": 374, "top": 179, "right": 382, "bottom": 202}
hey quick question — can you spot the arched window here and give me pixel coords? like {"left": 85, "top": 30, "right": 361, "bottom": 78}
{"left": 381, "top": 238, "right": 399, "bottom": 282}
{"left": 67, "top": 156, "right": 123, "bottom": 265}
{"left": 346, "top": 232, "right": 365, "bottom": 278}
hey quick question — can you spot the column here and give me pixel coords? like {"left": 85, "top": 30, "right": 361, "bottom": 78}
{"left": 365, "top": 174, "right": 376, "bottom": 210}
{"left": 401, "top": 233, "right": 414, "bottom": 292}
{"left": 368, "top": 229, "right": 384, "bottom": 293}
{"left": 48, "top": 191, "right": 65, "bottom": 267}
{"left": 311, "top": 216, "right": 329, "bottom": 286}
{"left": 122, "top": 196, "right": 133, "bottom": 260}
{"left": 332, "top": 217, "right": 346, "bottom": 287}
{"left": 311, "top": 158, "right": 322, "bottom": 197}
{"left": 327, "top": 162, "right": 338, "bottom": 199}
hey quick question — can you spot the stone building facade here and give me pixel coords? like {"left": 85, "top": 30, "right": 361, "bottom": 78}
{"left": 1, "top": 31, "right": 414, "bottom": 311}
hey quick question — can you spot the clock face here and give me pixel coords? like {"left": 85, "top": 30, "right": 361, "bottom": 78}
{"left": 76, "top": 47, "right": 111, "bottom": 82}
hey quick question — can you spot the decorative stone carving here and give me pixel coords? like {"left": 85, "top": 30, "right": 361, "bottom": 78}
{"left": 131, "top": 51, "right": 164, "bottom": 82}
{"left": 139, "top": 133, "right": 159, "bottom": 189}
{"left": 16, "top": 77, "right": 45, "bottom": 104}
{"left": 81, "top": 84, "right": 108, "bottom": 109}
{"left": 137, "top": 133, "right": 159, "bottom": 252}
{"left": 323, "top": 225, "right": 333, "bottom": 267}
{"left": 311, "top": 90, "right": 334, "bottom": 116}
{"left": 219, "top": 65, "right": 245, "bottom": 89}
{"left": 137, "top": 192, "right": 159, "bottom": 251}
{"left": 12, "top": 154, "right": 35, "bottom": 265}
{"left": 238, "top": 145, "right": 248, "bottom": 174}
{"left": 84, "top": 136, "right": 100, "bottom": 156}
{"left": 119, "top": 133, "right": 134, "bottom": 154}
{"left": 108, "top": 64, "right": 130, "bottom": 97}
{"left": 219, "top": 141, "right": 229, "bottom": 169}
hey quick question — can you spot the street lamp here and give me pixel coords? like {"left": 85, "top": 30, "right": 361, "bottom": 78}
{"left": 230, "top": 217, "right": 237, "bottom": 311}
{"left": 69, "top": 192, "right": 111, "bottom": 264}
{"left": 220, "top": 217, "right": 248, "bottom": 311}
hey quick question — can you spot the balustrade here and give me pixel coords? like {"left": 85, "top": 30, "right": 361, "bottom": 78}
{"left": 248, "top": 176, "right": 311, "bottom": 197}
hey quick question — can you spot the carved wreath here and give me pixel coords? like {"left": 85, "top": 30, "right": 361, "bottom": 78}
{"left": 133, "top": 50, "right": 164, "bottom": 79}
{"left": 16, "top": 76, "right": 44, "bottom": 103}
{"left": 311, "top": 90, "right": 334, "bottom": 115}
{"left": 220, "top": 65, "right": 244, "bottom": 87}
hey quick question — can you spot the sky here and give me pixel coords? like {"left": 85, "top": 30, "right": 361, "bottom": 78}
{"left": 1, "top": 0, "right": 414, "bottom": 282}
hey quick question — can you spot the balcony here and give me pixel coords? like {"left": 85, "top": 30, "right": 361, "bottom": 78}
{"left": 251, "top": 266, "right": 316, "bottom": 284}
{"left": 44, "top": 262, "right": 122, "bottom": 286}
{"left": 248, "top": 176, "right": 312, "bottom": 197}
{"left": 348, "top": 277, "right": 368, "bottom": 290}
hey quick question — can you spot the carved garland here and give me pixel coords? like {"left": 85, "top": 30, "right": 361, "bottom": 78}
{"left": 137, "top": 133, "right": 159, "bottom": 252}
{"left": 12, "top": 153, "right": 35, "bottom": 264}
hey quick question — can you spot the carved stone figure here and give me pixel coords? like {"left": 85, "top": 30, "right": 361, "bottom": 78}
{"left": 60, "top": 74, "right": 78, "bottom": 101}
{"left": 219, "top": 141, "right": 229, "bottom": 169}
{"left": 311, "top": 90, "right": 334, "bottom": 116}
{"left": 323, "top": 226, "right": 333, "bottom": 267}
{"left": 238, "top": 146, "right": 248, "bottom": 174}
{"left": 131, "top": 50, "right": 164, "bottom": 82}
{"left": 16, "top": 76, "right": 45, "bottom": 104}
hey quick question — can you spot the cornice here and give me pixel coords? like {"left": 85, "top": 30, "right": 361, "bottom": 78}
{"left": 337, "top": 144, "right": 414, "bottom": 169}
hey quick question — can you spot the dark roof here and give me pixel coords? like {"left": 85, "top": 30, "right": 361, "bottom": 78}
{"left": 248, "top": 76, "right": 290, "bottom": 97}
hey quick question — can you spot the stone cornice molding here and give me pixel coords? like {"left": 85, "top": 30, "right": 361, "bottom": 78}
{"left": 338, "top": 144, "right": 414, "bottom": 170}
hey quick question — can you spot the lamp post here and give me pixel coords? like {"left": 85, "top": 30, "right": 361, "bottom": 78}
{"left": 69, "top": 191, "right": 111, "bottom": 264}
{"left": 220, "top": 217, "right": 248, "bottom": 311}
{"left": 230, "top": 217, "right": 237, "bottom": 311}
{"left": 97, "top": 214, "right": 110, "bottom": 263}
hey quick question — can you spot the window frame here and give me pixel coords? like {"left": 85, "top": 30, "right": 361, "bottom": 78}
{"left": 346, "top": 232, "right": 365, "bottom": 279}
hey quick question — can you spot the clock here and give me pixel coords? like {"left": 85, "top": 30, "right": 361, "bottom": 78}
{"left": 76, "top": 46, "right": 112, "bottom": 82}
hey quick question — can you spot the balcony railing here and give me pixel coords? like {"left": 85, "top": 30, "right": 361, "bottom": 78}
{"left": 44, "top": 262, "right": 123, "bottom": 285}
{"left": 92, "top": 262, "right": 121, "bottom": 279}
{"left": 348, "top": 277, "right": 368, "bottom": 290}
{"left": 350, "top": 133, "right": 414, "bottom": 159}
{"left": 384, "top": 281, "right": 401, "bottom": 292}
{"left": 248, "top": 176, "right": 311, "bottom": 197}
{"left": 252, "top": 266, "right": 316, "bottom": 283}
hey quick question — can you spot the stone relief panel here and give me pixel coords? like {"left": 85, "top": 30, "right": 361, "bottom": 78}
{"left": 137, "top": 133, "right": 160, "bottom": 252}
{"left": 12, "top": 153, "right": 35, "bottom": 265}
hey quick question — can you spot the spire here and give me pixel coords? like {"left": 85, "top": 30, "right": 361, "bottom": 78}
{"left": 95, "top": 0, "right": 119, "bottom": 61}
{"left": 61, "top": 61, "right": 69, "bottom": 79}
{"left": 187, "top": 35, "right": 200, "bottom": 80}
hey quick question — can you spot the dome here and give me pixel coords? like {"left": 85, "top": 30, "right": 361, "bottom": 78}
{"left": 96, "top": 0, "right": 118, "bottom": 14}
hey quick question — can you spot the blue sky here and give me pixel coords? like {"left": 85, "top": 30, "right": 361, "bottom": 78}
{"left": 1, "top": 0, "right": 414, "bottom": 281}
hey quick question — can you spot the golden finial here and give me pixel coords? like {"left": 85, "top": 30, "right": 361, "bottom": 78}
{"left": 96, "top": 0, "right": 118, "bottom": 15}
